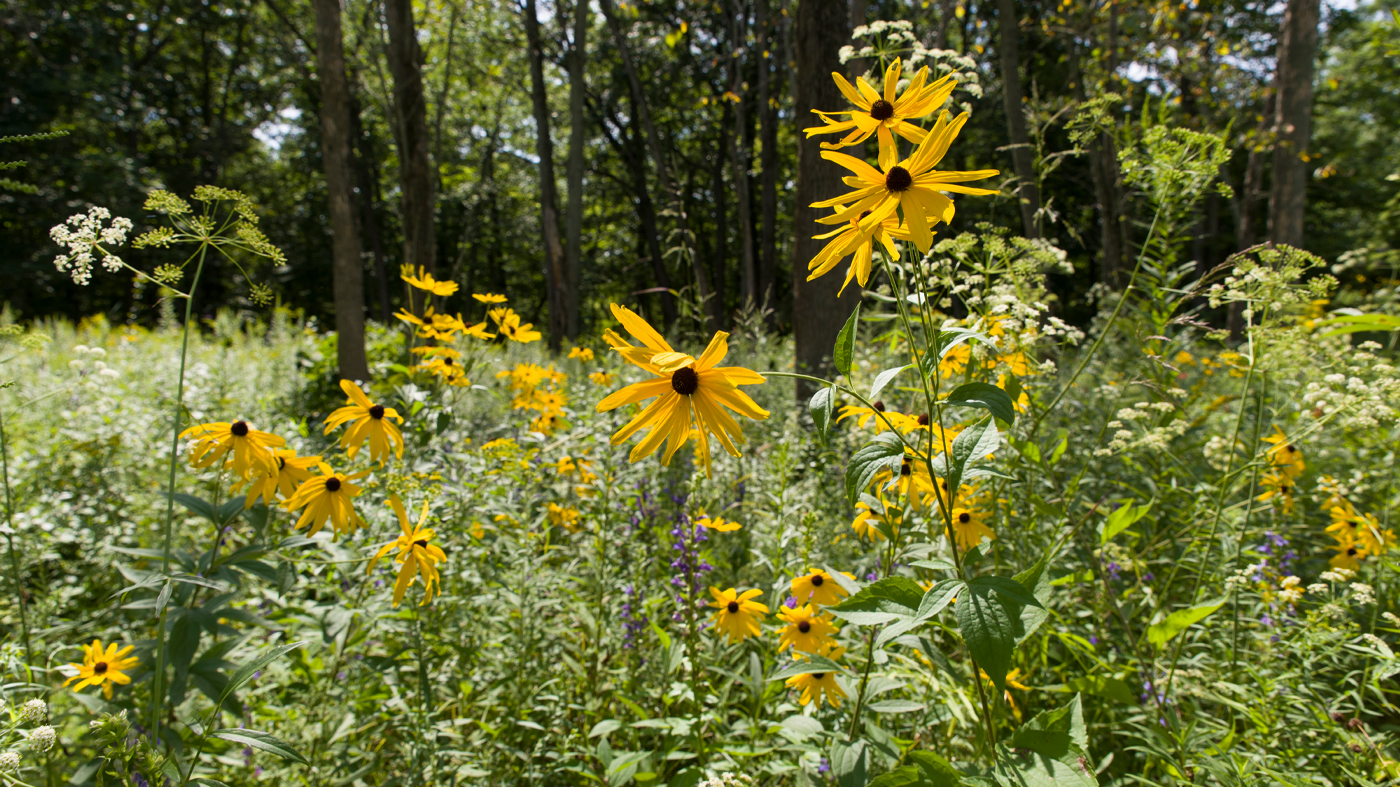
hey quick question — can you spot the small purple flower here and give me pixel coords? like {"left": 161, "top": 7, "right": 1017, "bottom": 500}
{"left": 1089, "top": 635, "right": 1098, "bottom": 646}
{"left": 818, "top": 758, "right": 830, "bottom": 774}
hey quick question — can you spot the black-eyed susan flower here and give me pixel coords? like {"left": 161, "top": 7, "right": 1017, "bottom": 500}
{"left": 1328, "top": 539, "right": 1367, "bottom": 571}
{"left": 595, "top": 304, "right": 768, "bottom": 477}
{"left": 235, "top": 448, "right": 321, "bottom": 509}
{"left": 697, "top": 511, "right": 742, "bottom": 532}
{"left": 811, "top": 110, "right": 998, "bottom": 253}
{"left": 1256, "top": 471, "right": 1296, "bottom": 514}
{"left": 547, "top": 502, "right": 582, "bottom": 533}
{"left": 785, "top": 671, "right": 847, "bottom": 707}
{"left": 488, "top": 307, "right": 542, "bottom": 343}
{"left": 949, "top": 507, "right": 995, "bottom": 549}
{"left": 836, "top": 401, "right": 917, "bottom": 434}
{"left": 568, "top": 346, "right": 595, "bottom": 361}
{"left": 401, "top": 264, "right": 459, "bottom": 296}
{"left": 323, "top": 380, "right": 404, "bottom": 465}
{"left": 472, "top": 292, "right": 507, "bottom": 304}
{"left": 1263, "top": 426, "right": 1305, "bottom": 478}
{"left": 1328, "top": 505, "right": 1393, "bottom": 555}
{"left": 980, "top": 667, "right": 1031, "bottom": 719}
{"left": 283, "top": 463, "right": 368, "bottom": 538}
{"left": 708, "top": 587, "right": 768, "bottom": 645}
{"left": 808, "top": 212, "right": 908, "bottom": 295}
{"left": 777, "top": 604, "right": 839, "bottom": 654}
{"left": 803, "top": 58, "right": 957, "bottom": 152}
{"left": 63, "top": 640, "right": 139, "bottom": 700}
{"left": 180, "top": 420, "right": 284, "bottom": 479}
{"left": 589, "top": 371, "right": 615, "bottom": 387}
{"left": 851, "top": 498, "right": 892, "bottom": 542}
{"left": 791, "top": 569, "right": 850, "bottom": 607}
{"left": 367, "top": 497, "right": 447, "bottom": 607}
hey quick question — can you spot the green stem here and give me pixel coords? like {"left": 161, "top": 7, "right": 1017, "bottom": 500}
{"left": 0, "top": 409, "right": 33, "bottom": 668}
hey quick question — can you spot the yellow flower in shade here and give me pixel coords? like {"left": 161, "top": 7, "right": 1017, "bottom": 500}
{"left": 1328, "top": 539, "right": 1368, "bottom": 571}
{"left": 785, "top": 670, "right": 847, "bottom": 707}
{"left": 980, "top": 667, "right": 1031, "bottom": 719}
{"left": 808, "top": 212, "right": 909, "bottom": 295}
{"left": 890, "top": 454, "right": 937, "bottom": 512}
{"left": 488, "top": 307, "right": 542, "bottom": 343}
{"left": 949, "top": 507, "right": 995, "bottom": 549}
{"left": 791, "top": 569, "right": 850, "bottom": 607}
{"left": 367, "top": 497, "right": 447, "bottom": 607}
{"left": 64, "top": 640, "right": 140, "bottom": 700}
{"left": 595, "top": 304, "right": 769, "bottom": 477}
{"left": 696, "top": 511, "right": 742, "bottom": 532}
{"left": 708, "top": 587, "right": 768, "bottom": 644}
{"left": 1327, "top": 506, "right": 1392, "bottom": 555}
{"left": 323, "top": 380, "right": 404, "bottom": 465}
{"left": 547, "top": 502, "right": 582, "bottom": 533}
{"left": 803, "top": 59, "right": 957, "bottom": 152}
{"left": 568, "top": 346, "right": 595, "bottom": 361}
{"left": 997, "top": 374, "right": 1031, "bottom": 414}
{"left": 1262, "top": 426, "right": 1305, "bottom": 478}
{"left": 179, "top": 420, "right": 284, "bottom": 479}
{"left": 472, "top": 292, "right": 508, "bottom": 303}
{"left": 811, "top": 110, "right": 999, "bottom": 253}
{"left": 1255, "top": 471, "right": 1296, "bottom": 514}
{"left": 589, "top": 371, "right": 615, "bottom": 387}
{"left": 939, "top": 343, "right": 971, "bottom": 376}
{"left": 851, "top": 499, "right": 891, "bottom": 542}
{"left": 777, "top": 604, "right": 840, "bottom": 654}
{"left": 401, "top": 265, "right": 459, "bottom": 296}
{"left": 235, "top": 448, "right": 321, "bottom": 509}
{"left": 836, "top": 402, "right": 916, "bottom": 434}
{"left": 283, "top": 463, "right": 368, "bottom": 538}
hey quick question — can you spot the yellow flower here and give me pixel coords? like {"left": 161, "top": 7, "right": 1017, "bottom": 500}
{"left": 367, "top": 497, "right": 447, "bottom": 607}
{"left": 851, "top": 499, "right": 891, "bottom": 541}
{"left": 808, "top": 212, "right": 908, "bottom": 295}
{"left": 282, "top": 463, "right": 368, "bottom": 538}
{"left": 235, "top": 448, "right": 321, "bottom": 509}
{"left": 1328, "top": 506, "right": 1393, "bottom": 555}
{"left": 63, "top": 639, "right": 139, "bottom": 700}
{"left": 836, "top": 401, "right": 916, "bottom": 434}
{"left": 1263, "top": 426, "right": 1305, "bottom": 478}
{"left": 530, "top": 410, "right": 566, "bottom": 435}
{"left": 589, "top": 371, "right": 615, "bottom": 387}
{"left": 401, "top": 265, "right": 459, "bottom": 296}
{"left": 323, "top": 380, "right": 405, "bottom": 465}
{"left": 708, "top": 587, "right": 768, "bottom": 644}
{"left": 1256, "top": 471, "right": 1296, "bottom": 514}
{"left": 595, "top": 304, "right": 769, "bottom": 477}
{"left": 481, "top": 437, "right": 516, "bottom": 452}
{"left": 980, "top": 667, "right": 1031, "bottom": 719}
{"left": 777, "top": 604, "right": 840, "bottom": 654}
{"left": 1328, "top": 539, "right": 1368, "bottom": 571}
{"left": 803, "top": 58, "right": 957, "bottom": 152}
{"left": 568, "top": 346, "right": 595, "bottom": 361}
{"left": 547, "top": 502, "right": 582, "bottom": 533}
{"left": 791, "top": 569, "right": 849, "bottom": 607}
{"left": 949, "top": 507, "right": 995, "bottom": 549}
{"left": 811, "top": 110, "right": 998, "bottom": 253}
{"left": 939, "top": 344, "right": 971, "bottom": 376}
{"left": 1174, "top": 350, "right": 1196, "bottom": 366}
{"left": 180, "top": 420, "right": 284, "bottom": 480}
{"left": 472, "top": 292, "right": 508, "bottom": 303}
{"left": 488, "top": 307, "right": 542, "bottom": 343}
{"left": 696, "top": 511, "right": 742, "bottom": 532}
{"left": 785, "top": 670, "right": 847, "bottom": 707}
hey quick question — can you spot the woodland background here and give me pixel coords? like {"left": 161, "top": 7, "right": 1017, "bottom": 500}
{"left": 2, "top": 0, "right": 1397, "bottom": 365}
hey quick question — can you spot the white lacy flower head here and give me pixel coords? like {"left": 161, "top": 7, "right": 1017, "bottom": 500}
{"left": 699, "top": 776, "right": 753, "bottom": 787}
{"left": 27, "top": 726, "right": 55, "bottom": 752}
{"left": 20, "top": 699, "right": 46, "bottom": 724}
{"left": 50, "top": 207, "right": 133, "bottom": 285}
{"left": 0, "top": 751, "right": 19, "bottom": 771}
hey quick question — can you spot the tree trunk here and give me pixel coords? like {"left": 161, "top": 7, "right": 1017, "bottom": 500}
{"left": 1066, "top": 36, "right": 1123, "bottom": 287}
{"left": 349, "top": 80, "right": 391, "bottom": 323}
{"left": 384, "top": 0, "right": 436, "bottom": 315}
{"left": 996, "top": 0, "right": 1039, "bottom": 238}
{"left": 935, "top": 0, "right": 953, "bottom": 50}
{"left": 1267, "top": 0, "right": 1320, "bottom": 249}
{"left": 791, "top": 0, "right": 854, "bottom": 397}
{"left": 730, "top": 0, "right": 757, "bottom": 311}
{"left": 756, "top": 0, "right": 778, "bottom": 312}
{"left": 564, "top": 0, "right": 588, "bottom": 340}
{"left": 624, "top": 123, "right": 678, "bottom": 327}
{"left": 310, "top": 0, "right": 368, "bottom": 380}
{"left": 713, "top": 118, "right": 731, "bottom": 323}
{"left": 523, "top": 0, "right": 569, "bottom": 350}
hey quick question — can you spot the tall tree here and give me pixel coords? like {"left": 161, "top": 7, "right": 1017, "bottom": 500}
{"left": 523, "top": 0, "right": 569, "bottom": 349}
{"left": 729, "top": 0, "right": 758, "bottom": 310}
{"left": 996, "top": 0, "right": 1040, "bottom": 238}
{"left": 1267, "top": 0, "right": 1320, "bottom": 248}
{"left": 310, "top": 0, "right": 369, "bottom": 380}
{"left": 384, "top": 0, "right": 436, "bottom": 313}
{"left": 755, "top": 0, "right": 779, "bottom": 311}
{"left": 791, "top": 0, "right": 854, "bottom": 395}
{"left": 564, "top": 0, "right": 588, "bottom": 339}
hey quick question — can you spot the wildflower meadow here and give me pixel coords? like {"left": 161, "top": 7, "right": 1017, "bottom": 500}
{"left": 3, "top": 4, "right": 1400, "bottom": 787}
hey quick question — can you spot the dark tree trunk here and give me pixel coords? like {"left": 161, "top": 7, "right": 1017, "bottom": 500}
{"left": 996, "top": 0, "right": 1040, "bottom": 238}
{"left": 384, "top": 0, "right": 436, "bottom": 315}
{"left": 310, "top": 0, "right": 368, "bottom": 380}
{"left": 936, "top": 0, "right": 953, "bottom": 49}
{"left": 349, "top": 81, "right": 390, "bottom": 323}
{"left": 730, "top": 0, "right": 757, "bottom": 311}
{"left": 713, "top": 118, "right": 731, "bottom": 324}
{"left": 1066, "top": 36, "right": 1123, "bottom": 287}
{"left": 564, "top": 0, "right": 588, "bottom": 339}
{"left": 523, "top": 0, "right": 569, "bottom": 350}
{"left": 756, "top": 0, "right": 778, "bottom": 312}
{"left": 791, "top": 0, "right": 854, "bottom": 397}
{"left": 1267, "top": 0, "right": 1320, "bottom": 248}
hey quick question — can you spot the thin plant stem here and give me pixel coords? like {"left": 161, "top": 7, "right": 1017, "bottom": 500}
{"left": 0, "top": 409, "right": 33, "bottom": 668}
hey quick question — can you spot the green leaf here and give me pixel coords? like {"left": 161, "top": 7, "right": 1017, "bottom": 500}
{"left": 946, "top": 382, "right": 1017, "bottom": 425}
{"left": 768, "top": 654, "right": 846, "bottom": 681}
{"left": 1013, "top": 693, "right": 1087, "bottom": 753}
{"left": 869, "top": 766, "right": 924, "bottom": 787}
{"left": 831, "top": 740, "right": 868, "bottom": 787}
{"left": 276, "top": 561, "right": 297, "bottom": 596}
{"left": 907, "top": 752, "right": 964, "bottom": 787}
{"left": 1100, "top": 500, "right": 1152, "bottom": 545}
{"left": 845, "top": 432, "right": 905, "bottom": 507}
{"left": 868, "top": 699, "right": 924, "bottom": 713}
{"left": 1320, "top": 313, "right": 1400, "bottom": 336}
{"left": 1146, "top": 597, "right": 1227, "bottom": 648}
{"left": 968, "top": 576, "right": 1044, "bottom": 609}
{"left": 208, "top": 729, "right": 309, "bottom": 765}
{"left": 1049, "top": 430, "right": 1069, "bottom": 465}
{"left": 957, "top": 581, "right": 1016, "bottom": 695}
{"left": 834, "top": 303, "right": 861, "bottom": 377}
{"left": 589, "top": 720, "right": 622, "bottom": 739}
{"left": 916, "top": 579, "right": 965, "bottom": 621}
{"left": 168, "top": 613, "right": 201, "bottom": 706}
{"left": 218, "top": 641, "right": 305, "bottom": 710}
{"left": 810, "top": 386, "right": 837, "bottom": 446}
{"left": 1066, "top": 675, "right": 1135, "bottom": 704}
{"left": 827, "top": 576, "right": 925, "bottom": 626}
{"left": 1012, "top": 551, "right": 1053, "bottom": 646}
{"left": 172, "top": 493, "right": 218, "bottom": 523}
{"left": 946, "top": 419, "right": 1002, "bottom": 494}
{"left": 997, "top": 696, "right": 1095, "bottom": 787}
{"left": 909, "top": 558, "right": 955, "bottom": 572}
{"left": 870, "top": 364, "right": 913, "bottom": 401}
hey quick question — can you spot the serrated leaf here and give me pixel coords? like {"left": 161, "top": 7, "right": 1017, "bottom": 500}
{"left": 968, "top": 576, "right": 1044, "bottom": 609}
{"left": 946, "top": 382, "right": 1017, "bottom": 425}
{"left": 208, "top": 729, "right": 308, "bottom": 765}
{"left": 834, "top": 303, "right": 861, "bottom": 377}
{"left": 1146, "top": 597, "right": 1226, "bottom": 648}
{"left": 957, "top": 582, "right": 1016, "bottom": 695}
{"left": 831, "top": 740, "right": 868, "bottom": 787}
{"left": 810, "top": 387, "right": 836, "bottom": 446}
{"left": 827, "top": 576, "right": 925, "bottom": 626}
{"left": 916, "top": 579, "right": 964, "bottom": 621}
{"left": 1013, "top": 551, "right": 1053, "bottom": 646}
{"left": 845, "top": 432, "right": 905, "bottom": 507}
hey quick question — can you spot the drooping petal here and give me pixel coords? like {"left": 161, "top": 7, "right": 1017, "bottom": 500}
{"left": 597, "top": 377, "right": 673, "bottom": 412}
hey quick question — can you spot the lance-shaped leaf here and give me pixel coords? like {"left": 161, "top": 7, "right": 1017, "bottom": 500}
{"left": 809, "top": 386, "right": 837, "bottom": 446}
{"left": 1146, "top": 597, "right": 1227, "bottom": 648}
{"left": 945, "top": 381, "right": 1017, "bottom": 425}
{"left": 834, "top": 303, "right": 861, "bottom": 377}
{"left": 845, "top": 432, "right": 905, "bottom": 507}
{"left": 827, "top": 576, "right": 925, "bottom": 626}
{"left": 957, "top": 581, "right": 1017, "bottom": 695}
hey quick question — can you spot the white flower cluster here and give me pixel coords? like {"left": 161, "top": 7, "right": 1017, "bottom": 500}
{"left": 1320, "top": 567, "right": 1356, "bottom": 583}
{"left": 27, "top": 726, "right": 55, "bottom": 752}
{"left": 1360, "top": 633, "right": 1393, "bottom": 658}
{"left": 1350, "top": 582, "right": 1376, "bottom": 606}
{"left": 1382, "top": 611, "right": 1400, "bottom": 627}
{"left": 0, "top": 751, "right": 19, "bottom": 771}
{"left": 1301, "top": 352, "right": 1400, "bottom": 430}
{"left": 1307, "top": 583, "right": 1331, "bottom": 596}
{"left": 1278, "top": 576, "right": 1303, "bottom": 604}
{"left": 699, "top": 775, "right": 754, "bottom": 787}
{"left": 50, "top": 207, "right": 134, "bottom": 285}
{"left": 20, "top": 699, "right": 46, "bottom": 724}
{"left": 67, "top": 345, "right": 121, "bottom": 382}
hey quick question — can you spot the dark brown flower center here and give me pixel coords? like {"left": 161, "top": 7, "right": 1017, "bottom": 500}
{"left": 900, "top": 461, "right": 911, "bottom": 476}
{"left": 414, "top": 539, "right": 429, "bottom": 548}
{"left": 1286, "top": 444, "right": 1297, "bottom": 453}
{"left": 958, "top": 512, "right": 971, "bottom": 524}
{"left": 277, "top": 457, "right": 286, "bottom": 470}
{"left": 727, "top": 601, "right": 740, "bottom": 613}
{"left": 444, "top": 358, "right": 453, "bottom": 366}
{"left": 812, "top": 673, "right": 825, "bottom": 680}
{"left": 885, "top": 166, "right": 913, "bottom": 192}
{"left": 230, "top": 421, "right": 249, "bottom": 437}
{"left": 869, "top": 99, "right": 895, "bottom": 121}
{"left": 1348, "top": 547, "right": 1358, "bottom": 556}
{"left": 798, "top": 621, "right": 812, "bottom": 633}
{"left": 93, "top": 661, "right": 109, "bottom": 674}
{"left": 369, "top": 405, "right": 385, "bottom": 420}
{"left": 872, "top": 401, "right": 886, "bottom": 412}
{"left": 1280, "top": 485, "right": 1290, "bottom": 495}
{"left": 671, "top": 366, "right": 700, "bottom": 396}
{"left": 917, "top": 413, "right": 929, "bottom": 425}
{"left": 810, "top": 574, "right": 824, "bottom": 587}
{"left": 325, "top": 477, "right": 342, "bottom": 492}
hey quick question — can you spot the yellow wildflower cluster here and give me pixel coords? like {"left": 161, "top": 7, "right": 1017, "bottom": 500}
{"left": 497, "top": 362, "right": 570, "bottom": 434}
